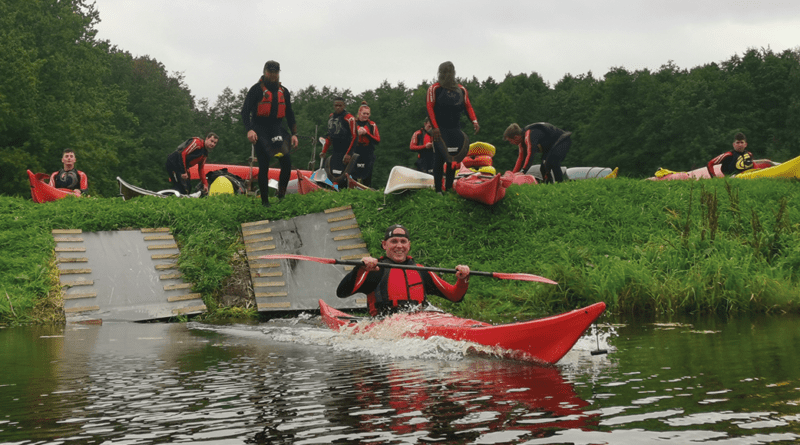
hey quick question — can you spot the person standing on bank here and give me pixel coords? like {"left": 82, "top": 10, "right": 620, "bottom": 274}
{"left": 706, "top": 132, "right": 754, "bottom": 178}
{"left": 336, "top": 224, "right": 470, "bottom": 317}
{"left": 409, "top": 117, "right": 435, "bottom": 174}
{"left": 320, "top": 97, "right": 358, "bottom": 185}
{"left": 165, "top": 133, "right": 219, "bottom": 194}
{"left": 351, "top": 101, "right": 380, "bottom": 187}
{"left": 50, "top": 149, "right": 88, "bottom": 196}
{"left": 503, "top": 122, "right": 571, "bottom": 183}
{"left": 426, "top": 61, "right": 479, "bottom": 193}
{"left": 241, "top": 60, "right": 299, "bottom": 206}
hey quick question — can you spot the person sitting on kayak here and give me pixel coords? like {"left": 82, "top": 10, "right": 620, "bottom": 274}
{"left": 706, "top": 132, "right": 754, "bottom": 178}
{"left": 49, "top": 149, "right": 88, "bottom": 196}
{"left": 336, "top": 224, "right": 470, "bottom": 317}
{"left": 165, "top": 132, "right": 218, "bottom": 195}
{"left": 503, "top": 122, "right": 571, "bottom": 183}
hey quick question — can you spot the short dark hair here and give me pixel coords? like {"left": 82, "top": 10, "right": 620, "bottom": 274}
{"left": 62, "top": 148, "right": 75, "bottom": 155}
{"left": 206, "top": 132, "right": 219, "bottom": 140}
{"left": 735, "top": 132, "right": 746, "bottom": 141}
{"left": 503, "top": 123, "right": 523, "bottom": 140}
{"left": 333, "top": 96, "right": 345, "bottom": 103}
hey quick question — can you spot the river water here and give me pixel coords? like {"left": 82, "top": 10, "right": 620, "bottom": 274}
{"left": 1, "top": 311, "right": 799, "bottom": 444}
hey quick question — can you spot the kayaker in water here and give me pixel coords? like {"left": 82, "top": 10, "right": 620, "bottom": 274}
{"left": 49, "top": 149, "right": 88, "bottom": 196}
{"left": 351, "top": 101, "right": 380, "bottom": 187}
{"left": 706, "top": 132, "right": 754, "bottom": 178}
{"left": 426, "top": 61, "right": 479, "bottom": 193}
{"left": 241, "top": 60, "right": 299, "bottom": 206}
{"left": 409, "top": 117, "right": 435, "bottom": 174}
{"left": 165, "top": 133, "right": 218, "bottom": 195}
{"left": 504, "top": 122, "right": 572, "bottom": 183}
{"left": 50, "top": 148, "right": 89, "bottom": 196}
{"left": 336, "top": 224, "right": 470, "bottom": 317}
{"left": 320, "top": 97, "right": 358, "bottom": 187}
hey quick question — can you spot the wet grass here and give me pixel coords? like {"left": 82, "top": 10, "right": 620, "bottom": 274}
{"left": 1, "top": 176, "right": 799, "bottom": 324}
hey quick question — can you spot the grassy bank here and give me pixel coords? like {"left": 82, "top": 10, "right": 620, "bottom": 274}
{"left": 2, "top": 177, "right": 799, "bottom": 325}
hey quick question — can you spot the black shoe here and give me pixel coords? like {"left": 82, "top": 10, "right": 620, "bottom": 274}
{"left": 261, "top": 199, "right": 270, "bottom": 207}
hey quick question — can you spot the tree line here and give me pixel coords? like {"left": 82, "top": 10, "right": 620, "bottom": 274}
{"left": 3, "top": 0, "right": 799, "bottom": 198}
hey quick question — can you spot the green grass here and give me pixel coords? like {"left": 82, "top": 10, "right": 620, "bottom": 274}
{"left": 2, "top": 177, "right": 799, "bottom": 324}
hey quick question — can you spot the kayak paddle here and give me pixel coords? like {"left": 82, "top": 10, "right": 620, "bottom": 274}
{"left": 258, "top": 253, "right": 557, "bottom": 285}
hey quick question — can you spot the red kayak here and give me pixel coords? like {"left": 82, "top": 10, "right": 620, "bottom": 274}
{"left": 453, "top": 171, "right": 535, "bottom": 205}
{"left": 189, "top": 163, "right": 312, "bottom": 181}
{"left": 319, "top": 299, "right": 606, "bottom": 364}
{"left": 27, "top": 170, "right": 81, "bottom": 203}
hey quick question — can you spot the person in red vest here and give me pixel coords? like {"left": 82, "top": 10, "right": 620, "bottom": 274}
{"left": 409, "top": 117, "right": 435, "bottom": 174}
{"left": 50, "top": 149, "right": 88, "bottom": 196}
{"left": 336, "top": 224, "right": 470, "bottom": 316}
{"left": 351, "top": 101, "right": 380, "bottom": 186}
{"left": 241, "top": 60, "right": 299, "bottom": 206}
{"left": 165, "top": 133, "right": 218, "bottom": 194}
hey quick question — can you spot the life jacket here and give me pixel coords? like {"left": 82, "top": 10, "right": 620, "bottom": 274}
{"left": 257, "top": 83, "right": 286, "bottom": 118}
{"left": 373, "top": 264, "right": 426, "bottom": 314}
{"left": 53, "top": 169, "right": 81, "bottom": 189}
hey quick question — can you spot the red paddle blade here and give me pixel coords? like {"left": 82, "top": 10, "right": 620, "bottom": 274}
{"left": 258, "top": 254, "right": 336, "bottom": 265}
{"left": 491, "top": 272, "right": 558, "bottom": 285}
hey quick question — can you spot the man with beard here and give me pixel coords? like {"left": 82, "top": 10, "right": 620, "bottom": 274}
{"left": 241, "top": 60, "right": 299, "bottom": 206}
{"left": 409, "top": 117, "right": 435, "bottom": 174}
{"left": 49, "top": 149, "right": 88, "bottom": 195}
{"left": 504, "top": 122, "right": 572, "bottom": 183}
{"left": 320, "top": 97, "right": 358, "bottom": 186}
{"left": 706, "top": 132, "right": 754, "bottom": 177}
{"left": 352, "top": 101, "right": 380, "bottom": 186}
{"left": 165, "top": 133, "right": 219, "bottom": 194}
{"left": 336, "top": 224, "right": 470, "bottom": 317}
{"left": 426, "top": 61, "right": 479, "bottom": 193}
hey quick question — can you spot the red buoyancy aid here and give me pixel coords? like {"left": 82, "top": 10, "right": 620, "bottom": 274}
{"left": 373, "top": 268, "right": 426, "bottom": 313}
{"left": 257, "top": 83, "right": 286, "bottom": 118}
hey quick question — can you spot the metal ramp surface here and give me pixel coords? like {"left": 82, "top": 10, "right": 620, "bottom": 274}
{"left": 243, "top": 205, "right": 369, "bottom": 312}
{"left": 54, "top": 229, "right": 206, "bottom": 322}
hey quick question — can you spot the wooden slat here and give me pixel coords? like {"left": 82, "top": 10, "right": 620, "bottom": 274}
{"left": 65, "top": 305, "right": 100, "bottom": 313}
{"left": 241, "top": 220, "right": 269, "bottom": 228}
{"left": 163, "top": 283, "right": 192, "bottom": 291}
{"left": 244, "top": 236, "right": 274, "bottom": 244}
{"left": 167, "top": 293, "right": 202, "bottom": 302}
{"left": 147, "top": 243, "right": 178, "bottom": 250}
{"left": 253, "top": 281, "right": 286, "bottom": 287}
{"left": 52, "top": 229, "right": 82, "bottom": 234}
{"left": 242, "top": 228, "right": 272, "bottom": 237}
{"left": 155, "top": 263, "right": 178, "bottom": 270}
{"left": 324, "top": 205, "right": 352, "bottom": 214}
{"left": 152, "top": 253, "right": 179, "bottom": 259}
{"left": 172, "top": 305, "right": 206, "bottom": 315}
{"left": 63, "top": 292, "right": 97, "bottom": 300}
{"left": 57, "top": 257, "right": 88, "bottom": 263}
{"left": 341, "top": 253, "right": 369, "bottom": 260}
{"left": 255, "top": 291, "right": 288, "bottom": 298}
{"left": 61, "top": 279, "right": 93, "bottom": 287}
{"left": 141, "top": 228, "right": 171, "bottom": 233}
{"left": 251, "top": 271, "right": 283, "bottom": 278}
{"left": 143, "top": 235, "right": 174, "bottom": 241}
{"left": 159, "top": 272, "right": 183, "bottom": 280}
{"left": 327, "top": 214, "right": 355, "bottom": 223}
{"left": 337, "top": 243, "right": 367, "bottom": 251}
{"left": 53, "top": 237, "right": 84, "bottom": 242}
{"left": 250, "top": 261, "right": 280, "bottom": 268}
{"left": 333, "top": 233, "right": 362, "bottom": 241}
{"left": 59, "top": 268, "right": 92, "bottom": 275}
{"left": 257, "top": 302, "right": 291, "bottom": 309}
{"left": 55, "top": 247, "right": 85, "bottom": 252}
{"left": 246, "top": 245, "right": 276, "bottom": 253}
{"left": 330, "top": 224, "right": 359, "bottom": 232}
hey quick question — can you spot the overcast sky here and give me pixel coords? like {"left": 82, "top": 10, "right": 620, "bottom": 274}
{"left": 93, "top": 0, "right": 800, "bottom": 105}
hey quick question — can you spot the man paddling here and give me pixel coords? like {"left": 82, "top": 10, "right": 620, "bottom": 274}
{"left": 336, "top": 224, "right": 470, "bottom": 316}
{"left": 49, "top": 149, "right": 88, "bottom": 196}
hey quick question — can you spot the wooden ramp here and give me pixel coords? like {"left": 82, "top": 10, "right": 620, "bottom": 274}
{"left": 243, "top": 205, "right": 369, "bottom": 312}
{"left": 54, "top": 229, "right": 206, "bottom": 322}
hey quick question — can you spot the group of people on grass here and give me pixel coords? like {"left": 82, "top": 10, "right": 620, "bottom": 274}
{"left": 50, "top": 60, "right": 756, "bottom": 205}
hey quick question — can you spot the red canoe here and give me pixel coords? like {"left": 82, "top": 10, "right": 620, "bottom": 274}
{"left": 319, "top": 299, "right": 606, "bottom": 364}
{"left": 189, "top": 163, "right": 312, "bottom": 181}
{"left": 453, "top": 171, "right": 535, "bottom": 205}
{"left": 27, "top": 170, "right": 81, "bottom": 203}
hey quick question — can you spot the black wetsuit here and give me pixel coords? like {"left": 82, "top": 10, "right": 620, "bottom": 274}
{"left": 514, "top": 123, "right": 571, "bottom": 183}
{"left": 352, "top": 119, "right": 380, "bottom": 186}
{"left": 426, "top": 83, "right": 478, "bottom": 192}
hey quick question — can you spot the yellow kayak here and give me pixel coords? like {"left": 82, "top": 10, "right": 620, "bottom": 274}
{"left": 735, "top": 155, "right": 800, "bottom": 179}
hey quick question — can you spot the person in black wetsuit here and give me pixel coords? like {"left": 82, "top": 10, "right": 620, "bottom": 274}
{"left": 336, "top": 224, "right": 470, "bottom": 317}
{"left": 320, "top": 97, "right": 357, "bottom": 186}
{"left": 409, "top": 117, "right": 435, "bottom": 174}
{"left": 504, "top": 122, "right": 571, "bottom": 183}
{"left": 165, "top": 133, "right": 218, "bottom": 194}
{"left": 241, "top": 60, "right": 299, "bottom": 206}
{"left": 706, "top": 132, "right": 754, "bottom": 177}
{"left": 426, "top": 61, "right": 479, "bottom": 193}
{"left": 49, "top": 149, "right": 88, "bottom": 195}
{"left": 352, "top": 101, "right": 380, "bottom": 186}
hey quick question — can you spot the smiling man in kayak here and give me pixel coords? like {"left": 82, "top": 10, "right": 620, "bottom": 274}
{"left": 336, "top": 224, "right": 470, "bottom": 316}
